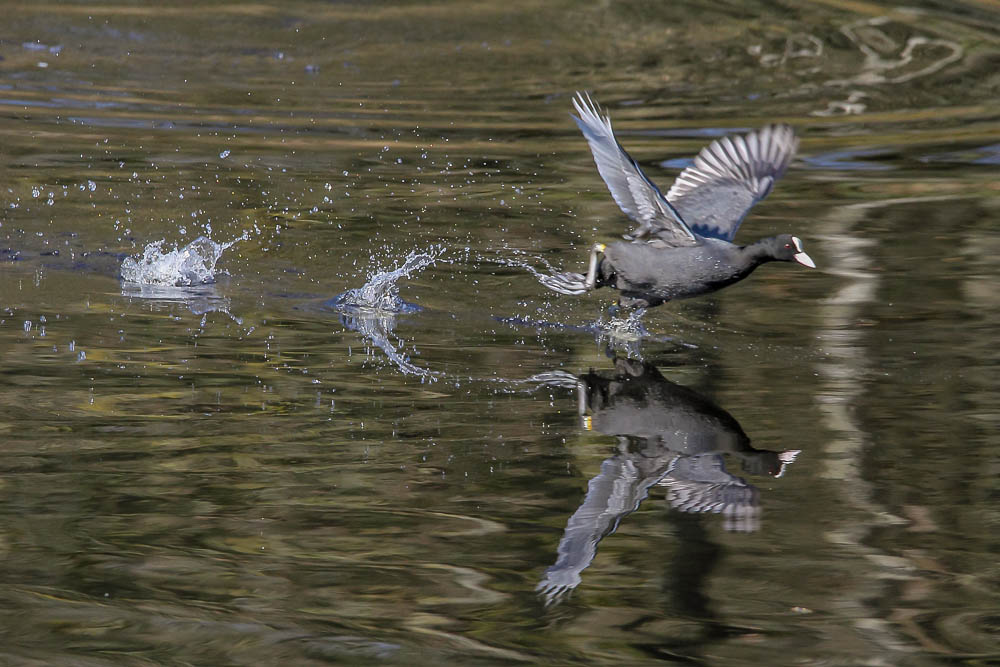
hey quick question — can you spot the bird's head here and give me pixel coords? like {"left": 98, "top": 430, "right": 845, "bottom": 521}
{"left": 771, "top": 234, "right": 815, "bottom": 268}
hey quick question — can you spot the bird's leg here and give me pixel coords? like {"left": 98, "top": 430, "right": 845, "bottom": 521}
{"left": 575, "top": 381, "right": 593, "bottom": 431}
{"left": 584, "top": 243, "right": 606, "bottom": 290}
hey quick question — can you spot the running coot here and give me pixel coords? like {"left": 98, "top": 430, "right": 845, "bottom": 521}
{"left": 539, "top": 92, "right": 815, "bottom": 317}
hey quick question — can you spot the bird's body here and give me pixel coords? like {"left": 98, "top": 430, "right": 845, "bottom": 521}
{"left": 598, "top": 236, "right": 793, "bottom": 308}
{"left": 538, "top": 92, "right": 815, "bottom": 314}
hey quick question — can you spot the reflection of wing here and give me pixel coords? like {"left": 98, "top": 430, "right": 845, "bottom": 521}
{"left": 658, "top": 455, "right": 760, "bottom": 532}
{"left": 537, "top": 454, "right": 676, "bottom": 605}
{"left": 572, "top": 92, "right": 698, "bottom": 248}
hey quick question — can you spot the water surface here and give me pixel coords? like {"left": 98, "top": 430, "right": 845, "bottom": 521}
{"left": 1, "top": 1, "right": 998, "bottom": 664}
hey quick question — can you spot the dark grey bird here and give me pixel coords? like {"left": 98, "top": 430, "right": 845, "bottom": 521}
{"left": 532, "top": 358, "right": 799, "bottom": 605}
{"left": 539, "top": 92, "right": 815, "bottom": 318}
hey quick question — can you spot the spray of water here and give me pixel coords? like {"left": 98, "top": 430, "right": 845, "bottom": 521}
{"left": 478, "top": 247, "right": 568, "bottom": 285}
{"left": 121, "top": 234, "right": 246, "bottom": 286}
{"left": 328, "top": 246, "right": 446, "bottom": 380}
{"left": 330, "top": 246, "right": 445, "bottom": 313}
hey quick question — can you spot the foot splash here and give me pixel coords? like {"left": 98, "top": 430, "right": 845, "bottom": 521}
{"left": 329, "top": 246, "right": 444, "bottom": 314}
{"left": 121, "top": 235, "right": 245, "bottom": 286}
{"left": 328, "top": 246, "right": 445, "bottom": 381}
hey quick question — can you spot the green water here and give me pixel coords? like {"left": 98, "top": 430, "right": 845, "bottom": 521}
{"left": 1, "top": 1, "right": 998, "bottom": 664}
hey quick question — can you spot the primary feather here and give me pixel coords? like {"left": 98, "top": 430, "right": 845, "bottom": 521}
{"left": 571, "top": 92, "right": 697, "bottom": 248}
{"left": 572, "top": 91, "right": 798, "bottom": 243}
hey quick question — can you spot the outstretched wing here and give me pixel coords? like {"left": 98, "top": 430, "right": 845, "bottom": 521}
{"left": 659, "top": 454, "right": 761, "bottom": 532}
{"left": 666, "top": 124, "right": 798, "bottom": 241}
{"left": 536, "top": 453, "right": 671, "bottom": 606}
{"left": 571, "top": 92, "right": 698, "bottom": 248}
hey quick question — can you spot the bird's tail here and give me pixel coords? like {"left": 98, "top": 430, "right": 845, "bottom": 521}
{"left": 537, "top": 271, "right": 591, "bottom": 295}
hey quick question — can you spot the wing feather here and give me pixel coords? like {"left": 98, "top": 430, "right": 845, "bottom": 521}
{"left": 571, "top": 92, "right": 697, "bottom": 248}
{"left": 667, "top": 124, "right": 798, "bottom": 241}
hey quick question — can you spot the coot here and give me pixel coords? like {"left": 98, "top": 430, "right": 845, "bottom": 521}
{"left": 539, "top": 92, "right": 815, "bottom": 316}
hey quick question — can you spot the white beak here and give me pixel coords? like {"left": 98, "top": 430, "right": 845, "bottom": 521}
{"left": 791, "top": 237, "right": 816, "bottom": 268}
{"left": 794, "top": 252, "right": 816, "bottom": 268}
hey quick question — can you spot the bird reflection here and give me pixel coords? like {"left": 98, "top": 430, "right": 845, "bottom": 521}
{"left": 532, "top": 357, "right": 798, "bottom": 605}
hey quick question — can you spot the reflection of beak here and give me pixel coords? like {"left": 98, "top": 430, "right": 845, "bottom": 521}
{"left": 774, "top": 450, "right": 801, "bottom": 479}
{"left": 792, "top": 236, "right": 816, "bottom": 268}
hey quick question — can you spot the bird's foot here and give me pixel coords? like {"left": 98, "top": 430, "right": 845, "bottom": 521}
{"left": 537, "top": 271, "right": 589, "bottom": 295}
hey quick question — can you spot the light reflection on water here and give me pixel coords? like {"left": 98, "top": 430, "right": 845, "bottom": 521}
{"left": 0, "top": 0, "right": 998, "bottom": 664}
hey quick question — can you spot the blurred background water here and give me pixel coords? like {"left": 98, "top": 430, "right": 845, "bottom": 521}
{"left": 1, "top": 1, "right": 999, "bottom": 664}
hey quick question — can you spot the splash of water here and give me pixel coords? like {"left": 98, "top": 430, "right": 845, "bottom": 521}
{"left": 600, "top": 310, "right": 649, "bottom": 338}
{"left": 330, "top": 246, "right": 444, "bottom": 313}
{"left": 327, "top": 246, "right": 446, "bottom": 380}
{"left": 479, "top": 247, "right": 568, "bottom": 286}
{"left": 121, "top": 235, "right": 244, "bottom": 286}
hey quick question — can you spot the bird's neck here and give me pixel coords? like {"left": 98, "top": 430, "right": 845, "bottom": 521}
{"left": 740, "top": 239, "right": 778, "bottom": 268}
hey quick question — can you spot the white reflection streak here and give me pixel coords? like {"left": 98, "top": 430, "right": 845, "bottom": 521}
{"left": 815, "top": 195, "right": 954, "bottom": 656}
{"left": 341, "top": 310, "right": 439, "bottom": 381}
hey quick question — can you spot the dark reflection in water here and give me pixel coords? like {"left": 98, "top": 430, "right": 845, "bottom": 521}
{"left": 533, "top": 357, "right": 798, "bottom": 605}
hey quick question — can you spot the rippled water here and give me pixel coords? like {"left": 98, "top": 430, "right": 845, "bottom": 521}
{"left": 1, "top": 2, "right": 999, "bottom": 664}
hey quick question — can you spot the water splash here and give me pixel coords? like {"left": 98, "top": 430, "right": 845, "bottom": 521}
{"left": 327, "top": 247, "right": 445, "bottom": 380}
{"left": 121, "top": 235, "right": 245, "bottom": 286}
{"left": 329, "top": 246, "right": 444, "bottom": 313}
{"left": 480, "top": 247, "right": 567, "bottom": 287}
{"left": 599, "top": 309, "right": 649, "bottom": 337}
